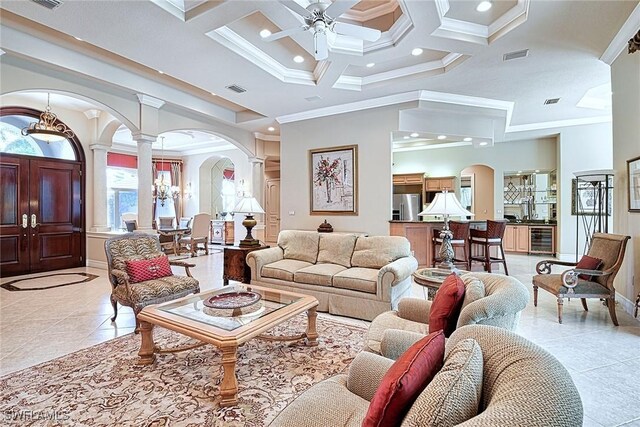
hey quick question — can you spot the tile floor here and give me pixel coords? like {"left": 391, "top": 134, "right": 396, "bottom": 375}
{"left": 1, "top": 251, "right": 639, "bottom": 426}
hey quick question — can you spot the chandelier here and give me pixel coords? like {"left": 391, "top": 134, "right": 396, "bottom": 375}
{"left": 154, "top": 136, "right": 180, "bottom": 207}
{"left": 21, "top": 93, "right": 75, "bottom": 143}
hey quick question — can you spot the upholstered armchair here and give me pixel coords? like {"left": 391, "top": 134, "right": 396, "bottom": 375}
{"left": 365, "top": 272, "right": 529, "bottom": 354}
{"left": 532, "top": 232, "right": 630, "bottom": 325}
{"left": 178, "top": 212, "right": 211, "bottom": 256}
{"left": 270, "top": 325, "right": 583, "bottom": 427}
{"left": 104, "top": 233, "right": 200, "bottom": 332}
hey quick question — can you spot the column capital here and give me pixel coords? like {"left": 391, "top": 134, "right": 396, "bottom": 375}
{"left": 89, "top": 143, "right": 110, "bottom": 152}
{"left": 131, "top": 132, "right": 157, "bottom": 144}
{"left": 136, "top": 94, "right": 165, "bottom": 109}
{"left": 83, "top": 109, "right": 102, "bottom": 120}
{"left": 249, "top": 156, "right": 265, "bottom": 164}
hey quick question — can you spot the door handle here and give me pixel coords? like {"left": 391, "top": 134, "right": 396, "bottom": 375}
{"left": 22, "top": 214, "right": 28, "bottom": 229}
{"left": 31, "top": 214, "right": 40, "bottom": 228}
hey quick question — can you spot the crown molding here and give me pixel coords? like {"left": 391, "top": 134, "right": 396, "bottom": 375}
{"left": 207, "top": 27, "right": 316, "bottom": 86}
{"left": 136, "top": 94, "right": 166, "bottom": 109}
{"left": 341, "top": 0, "right": 399, "bottom": 22}
{"left": 505, "top": 115, "right": 611, "bottom": 133}
{"left": 254, "top": 132, "right": 281, "bottom": 141}
{"left": 364, "top": 8, "right": 413, "bottom": 53}
{"left": 149, "top": 0, "right": 186, "bottom": 21}
{"left": 600, "top": 2, "right": 640, "bottom": 65}
{"left": 83, "top": 109, "right": 101, "bottom": 120}
{"left": 393, "top": 140, "right": 472, "bottom": 152}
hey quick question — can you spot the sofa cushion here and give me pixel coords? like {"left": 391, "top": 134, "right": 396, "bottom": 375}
{"left": 295, "top": 264, "right": 347, "bottom": 286}
{"left": 333, "top": 267, "right": 379, "bottom": 294}
{"left": 460, "top": 275, "right": 485, "bottom": 311}
{"left": 317, "top": 233, "right": 358, "bottom": 267}
{"left": 363, "top": 331, "right": 445, "bottom": 427}
{"left": 262, "top": 259, "right": 314, "bottom": 282}
{"left": 277, "top": 230, "right": 320, "bottom": 264}
{"left": 351, "top": 236, "right": 411, "bottom": 269}
{"left": 429, "top": 274, "right": 466, "bottom": 337}
{"left": 403, "top": 338, "right": 483, "bottom": 427}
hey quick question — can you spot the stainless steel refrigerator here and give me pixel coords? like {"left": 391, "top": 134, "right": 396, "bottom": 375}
{"left": 392, "top": 194, "right": 422, "bottom": 221}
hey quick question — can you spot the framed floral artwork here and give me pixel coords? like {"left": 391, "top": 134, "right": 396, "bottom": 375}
{"left": 309, "top": 145, "right": 358, "bottom": 215}
{"left": 628, "top": 156, "right": 640, "bottom": 212}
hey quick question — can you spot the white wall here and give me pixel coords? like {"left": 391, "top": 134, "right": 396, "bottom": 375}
{"left": 612, "top": 50, "right": 640, "bottom": 311}
{"left": 281, "top": 103, "right": 415, "bottom": 236}
{"left": 393, "top": 138, "right": 558, "bottom": 218}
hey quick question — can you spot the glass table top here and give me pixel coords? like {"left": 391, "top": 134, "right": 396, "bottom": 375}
{"left": 158, "top": 284, "right": 304, "bottom": 332}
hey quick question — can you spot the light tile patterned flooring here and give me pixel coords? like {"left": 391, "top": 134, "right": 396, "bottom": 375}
{"left": 1, "top": 252, "right": 639, "bottom": 426}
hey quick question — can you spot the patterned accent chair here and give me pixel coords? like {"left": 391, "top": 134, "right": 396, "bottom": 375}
{"left": 365, "top": 272, "right": 529, "bottom": 354}
{"left": 270, "top": 325, "right": 583, "bottom": 427}
{"left": 105, "top": 233, "right": 200, "bottom": 332}
{"left": 533, "top": 232, "right": 630, "bottom": 325}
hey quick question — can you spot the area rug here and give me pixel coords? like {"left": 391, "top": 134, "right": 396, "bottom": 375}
{"left": 0, "top": 315, "right": 366, "bottom": 426}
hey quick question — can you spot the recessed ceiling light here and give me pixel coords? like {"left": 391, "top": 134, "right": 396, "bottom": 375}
{"left": 410, "top": 132, "right": 419, "bottom": 138}
{"left": 535, "top": 169, "right": 540, "bottom": 173}
{"left": 268, "top": 126, "right": 275, "bottom": 132}
{"left": 366, "top": 62, "right": 375, "bottom": 68}
{"left": 476, "top": 1, "right": 492, "bottom": 12}
{"left": 411, "top": 48, "right": 423, "bottom": 56}
{"left": 463, "top": 137, "right": 472, "bottom": 142}
{"left": 437, "top": 135, "right": 447, "bottom": 140}
{"left": 259, "top": 29, "right": 272, "bottom": 38}
{"left": 516, "top": 173, "right": 521, "bottom": 176}
{"left": 403, "top": 136, "right": 410, "bottom": 140}
{"left": 293, "top": 55, "right": 304, "bottom": 63}
{"left": 210, "top": 92, "right": 216, "bottom": 96}
{"left": 74, "top": 36, "right": 83, "bottom": 41}
{"left": 518, "top": 170, "right": 523, "bottom": 173}
{"left": 158, "top": 70, "right": 165, "bottom": 75}
{"left": 479, "top": 141, "right": 488, "bottom": 146}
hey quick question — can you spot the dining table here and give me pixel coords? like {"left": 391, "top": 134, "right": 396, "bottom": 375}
{"left": 157, "top": 226, "right": 191, "bottom": 256}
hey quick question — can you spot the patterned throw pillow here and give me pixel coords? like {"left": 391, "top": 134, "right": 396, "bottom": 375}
{"left": 125, "top": 256, "right": 173, "bottom": 283}
{"left": 576, "top": 255, "right": 603, "bottom": 281}
{"left": 362, "top": 331, "right": 445, "bottom": 427}
{"left": 428, "top": 274, "right": 466, "bottom": 337}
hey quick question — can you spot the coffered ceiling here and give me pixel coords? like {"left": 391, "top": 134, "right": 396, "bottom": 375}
{"left": 0, "top": 0, "right": 637, "bottom": 136}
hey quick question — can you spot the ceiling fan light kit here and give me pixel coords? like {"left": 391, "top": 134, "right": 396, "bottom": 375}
{"left": 265, "top": 0, "right": 382, "bottom": 61}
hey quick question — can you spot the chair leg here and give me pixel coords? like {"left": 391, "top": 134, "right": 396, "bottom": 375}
{"left": 205, "top": 238, "right": 209, "bottom": 255}
{"left": 499, "top": 244, "right": 509, "bottom": 276}
{"left": 533, "top": 285, "right": 538, "bottom": 307}
{"left": 635, "top": 293, "right": 640, "bottom": 318}
{"left": 606, "top": 298, "right": 619, "bottom": 326}
{"left": 581, "top": 298, "right": 588, "bottom": 311}
{"left": 557, "top": 297, "right": 563, "bottom": 324}
{"left": 110, "top": 295, "right": 118, "bottom": 322}
{"left": 485, "top": 244, "right": 492, "bottom": 273}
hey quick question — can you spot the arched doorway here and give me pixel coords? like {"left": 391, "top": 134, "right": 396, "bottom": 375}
{"left": 0, "top": 107, "right": 86, "bottom": 276}
{"left": 460, "top": 164, "right": 495, "bottom": 221}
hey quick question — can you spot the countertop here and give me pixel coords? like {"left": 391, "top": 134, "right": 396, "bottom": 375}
{"left": 389, "top": 220, "right": 557, "bottom": 226}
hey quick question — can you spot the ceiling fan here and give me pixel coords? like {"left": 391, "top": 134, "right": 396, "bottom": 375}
{"left": 264, "top": 0, "right": 382, "bottom": 60}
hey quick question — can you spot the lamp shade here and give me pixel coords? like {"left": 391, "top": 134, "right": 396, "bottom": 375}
{"left": 233, "top": 196, "right": 265, "bottom": 214}
{"left": 419, "top": 191, "right": 473, "bottom": 217}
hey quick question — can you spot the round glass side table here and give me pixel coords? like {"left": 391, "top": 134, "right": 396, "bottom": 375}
{"left": 412, "top": 268, "right": 469, "bottom": 300}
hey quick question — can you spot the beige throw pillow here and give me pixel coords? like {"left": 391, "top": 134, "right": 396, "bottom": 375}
{"left": 277, "top": 230, "right": 320, "bottom": 264}
{"left": 317, "top": 233, "right": 357, "bottom": 267}
{"left": 350, "top": 236, "right": 411, "bottom": 269}
{"left": 401, "top": 338, "right": 483, "bottom": 427}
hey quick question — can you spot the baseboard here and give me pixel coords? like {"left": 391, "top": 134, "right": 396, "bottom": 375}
{"left": 616, "top": 292, "right": 640, "bottom": 322}
{"left": 87, "top": 260, "right": 108, "bottom": 270}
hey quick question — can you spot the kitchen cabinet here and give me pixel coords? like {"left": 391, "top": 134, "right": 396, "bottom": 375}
{"left": 504, "top": 224, "right": 555, "bottom": 255}
{"left": 504, "top": 225, "right": 529, "bottom": 253}
{"left": 393, "top": 173, "right": 424, "bottom": 185}
{"left": 425, "top": 177, "right": 455, "bottom": 191}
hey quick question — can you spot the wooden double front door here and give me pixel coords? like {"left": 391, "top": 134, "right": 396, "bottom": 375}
{"left": 0, "top": 154, "right": 84, "bottom": 276}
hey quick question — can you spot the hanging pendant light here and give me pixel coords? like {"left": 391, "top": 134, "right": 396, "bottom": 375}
{"left": 154, "top": 136, "right": 180, "bottom": 207}
{"left": 21, "top": 93, "right": 75, "bottom": 143}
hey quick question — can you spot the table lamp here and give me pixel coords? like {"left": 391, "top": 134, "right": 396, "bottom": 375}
{"left": 233, "top": 196, "right": 265, "bottom": 247}
{"left": 419, "top": 190, "right": 474, "bottom": 271}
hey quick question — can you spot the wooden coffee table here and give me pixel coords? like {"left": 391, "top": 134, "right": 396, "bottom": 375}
{"left": 136, "top": 284, "right": 319, "bottom": 407}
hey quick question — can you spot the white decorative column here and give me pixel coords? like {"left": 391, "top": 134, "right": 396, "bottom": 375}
{"left": 90, "top": 143, "right": 110, "bottom": 231}
{"left": 133, "top": 133, "right": 155, "bottom": 231}
{"left": 249, "top": 156, "right": 265, "bottom": 207}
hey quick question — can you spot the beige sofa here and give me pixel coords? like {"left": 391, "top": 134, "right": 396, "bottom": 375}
{"left": 270, "top": 325, "right": 583, "bottom": 427}
{"left": 246, "top": 230, "right": 418, "bottom": 321}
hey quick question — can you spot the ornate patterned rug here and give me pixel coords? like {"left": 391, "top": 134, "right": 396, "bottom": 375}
{"left": 0, "top": 315, "right": 366, "bottom": 426}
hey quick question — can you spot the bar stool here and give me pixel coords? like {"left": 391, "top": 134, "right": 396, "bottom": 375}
{"left": 432, "top": 221, "right": 471, "bottom": 270}
{"left": 469, "top": 220, "right": 509, "bottom": 275}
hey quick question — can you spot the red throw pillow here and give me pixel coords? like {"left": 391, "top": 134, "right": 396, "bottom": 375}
{"left": 576, "top": 255, "right": 603, "bottom": 281}
{"left": 362, "top": 331, "right": 445, "bottom": 427}
{"left": 428, "top": 273, "right": 466, "bottom": 337}
{"left": 125, "top": 256, "right": 173, "bottom": 283}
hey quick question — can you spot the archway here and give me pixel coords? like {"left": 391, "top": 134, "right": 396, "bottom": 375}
{"left": 460, "top": 164, "right": 495, "bottom": 221}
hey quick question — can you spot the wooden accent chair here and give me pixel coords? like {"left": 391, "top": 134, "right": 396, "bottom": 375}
{"left": 157, "top": 216, "right": 176, "bottom": 253}
{"left": 431, "top": 221, "right": 470, "bottom": 269}
{"left": 532, "top": 232, "right": 630, "bottom": 325}
{"left": 178, "top": 212, "right": 211, "bottom": 256}
{"left": 469, "top": 220, "right": 509, "bottom": 275}
{"left": 104, "top": 233, "right": 200, "bottom": 332}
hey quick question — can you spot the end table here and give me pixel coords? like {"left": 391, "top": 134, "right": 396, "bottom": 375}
{"left": 223, "top": 245, "right": 270, "bottom": 286}
{"left": 412, "top": 268, "right": 469, "bottom": 300}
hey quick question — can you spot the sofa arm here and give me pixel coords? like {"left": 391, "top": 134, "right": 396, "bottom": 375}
{"left": 246, "top": 247, "right": 284, "bottom": 280}
{"left": 346, "top": 352, "right": 394, "bottom": 401}
{"left": 379, "top": 256, "right": 418, "bottom": 287}
{"left": 397, "top": 297, "right": 431, "bottom": 324}
{"left": 380, "top": 329, "right": 426, "bottom": 361}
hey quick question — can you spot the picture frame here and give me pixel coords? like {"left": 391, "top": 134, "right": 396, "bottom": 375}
{"left": 571, "top": 178, "right": 612, "bottom": 216}
{"left": 309, "top": 145, "right": 358, "bottom": 215}
{"left": 628, "top": 156, "right": 640, "bottom": 212}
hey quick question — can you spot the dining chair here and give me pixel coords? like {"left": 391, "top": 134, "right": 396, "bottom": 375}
{"left": 178, "top": 213, "right": 211, "bottom": 256}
